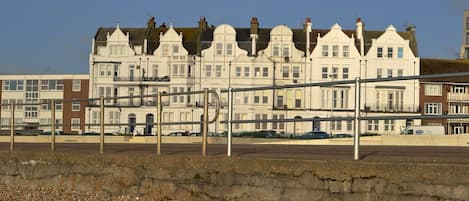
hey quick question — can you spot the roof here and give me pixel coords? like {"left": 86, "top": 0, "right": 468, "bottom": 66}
{"left": 93, "top": 24, "right": 418, "bottom": 57}
{"left": 420, "top": 58, "right": 469, "bottom": 82}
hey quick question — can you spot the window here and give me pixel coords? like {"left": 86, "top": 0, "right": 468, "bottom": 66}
{"left": 262, "top": 96, "right": 268, "bottom": 104}
{"left": 322, "top": 45, "right": 328, "bottom": 57}
{"left": 262, "top": 114, "right": 268, "bottom": 129}
{"left": 387, "top": 47, "right": 393, "bottom": 58}
{"left": 397, "top": 69, "right": 403, "bottom": 77}
{"left": 377, "top": 68, "right": 383, "bottom": 78}
{"left": 424, "top": 103, "right": 442, "bottom": 115}
{"left": 254, "top": 67, "right": 261, "bottom": 77}
{"left": 332, "top": 45, "right": 339, "bottom": 57}
{"left": 373, "top": 120, "right": 379, "bottom": 131}
{"left": 172, "top": 88, "right": 178, "bottom": 103}
{"left": 295, "top": 90, "right": 302, "bottom": 108}
{"left": 384, "top": 120, "right": 391, "bottom": 131}
{"left": 451, "top": 104, "right": 464, "bottom": 114}
{"left": 244, "top": 67, "right": 250, "bottom": 77}
{"left": 254, "top": 95, "right": 260, "bottom": 103}
{"left": 235, "top": 67, "right": 241, "bottom": 77}
{"left": 272, "top": 114, "right": 278, "bottom": 129}
{"left": 3, "top": 80, "right": 24, "bottom": 91}
{"left": 282, "top": 66, "right": 289, "bottom": 78}
{"left": 172, "top": 45, "right": 179, "bottom": 54}
{"left": 277, "top": 96, "right": 284, "bottom": 107}
{"left": 387, "top": 69, "right": 393, "bottom": 78}
{"left": 397, "top": 47, "right": 403, "bottom": 58}
{"left": 152, "top": 64, "right": 159, "bottom": 78}
{"left": 262, "top": 67, "right": 268, "bottom": 77}
{"left": 377, "top": 47, "right": 383, "bottom": 58}
{"left": 343, "top": 45, "right": 349, "bottom": 57}
{"left": 226, "top": 44, "right": 233, "bottom": 55}
{"left": 453, "top": 86, "right": 466, "bottom": 93}
{"left": 179, "top": 64, "right": 185, "bottom": 77}
{"left": 215, "top": 65, "right": 222, "bottom": 77}
{"left": 332, "top": 67, "right": 338, "bottom": 79}
{"left": 216, "top": 43, "right": 223, "bottom": 55}
{"left": 71, "top": 118, "right": 80, "bottom": 131}
{"left": 205, "top": 65, "right": 211, "bottom": 77}
{"left": 282, "top": 46, "right": 289, "bottom": 57}
{"left": 172, "top": 64, "right": 178, "bottom": 77}
{"left": 424, "top": 84, "right": 442, "bottom": 96}
{"left": 279, "top": 114, "right": 285, "bottom": 130}
{"left": 347, "top": 120, "right": 353, "bottom": 131}
{"left": 292, "top": 66, "right": 300, "bottom": 78}
{"left": 179, "top": 87, "right": 185, "bottom": 103}
{"left": 466, "top": 17, "right": 469, "bottom": 30}
{"left": 466, "top": 33, "right": 469, "bottom": 45}
{"left": 72, "top": 101, "right": 80, "bottom": 111}
{"left": 342, "top": 67, "right": 349, "bottom": 79}
{"left": 72, "top": 80, "right": 81, "bottom": 92}
{"left": 322, "top": 67, "right": 328, "bottom": 79}
{"left": 273, "top": 45, "right": 279, "bottom": 56}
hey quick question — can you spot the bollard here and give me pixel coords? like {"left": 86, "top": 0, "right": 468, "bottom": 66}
{"left": 51, "top": 100, "right": 56, "bottom": 152}
{"left": 100, "top": 96, "right": 104, "bottom": 154}
{"left": 157, "top": 92, "right": 162, "bottom": 155}
{"left": 10, "top": 102, "right": 15, "bottom": 151}
{"left": 202, "top": 89, "right": 209, "bottom": 157}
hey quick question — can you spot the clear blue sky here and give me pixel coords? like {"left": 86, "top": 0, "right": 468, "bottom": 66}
{"left": 0, "top": 0, "right": 468, "bottom": 74}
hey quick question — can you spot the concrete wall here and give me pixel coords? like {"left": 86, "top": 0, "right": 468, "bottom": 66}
{"left": 0, "top": 152, "right": 468, "bottom": 201}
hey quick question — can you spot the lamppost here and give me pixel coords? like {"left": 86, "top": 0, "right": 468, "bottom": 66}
{"left": 329, "top": 74, "right": 335, "bottom": 138}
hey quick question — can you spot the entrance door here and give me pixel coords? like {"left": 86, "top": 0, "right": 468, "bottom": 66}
{"left": 128, "top": 114, "right": 136, "bottom": 135}
{"left": 145, "top": 114, "right": 154, "bottom": 135}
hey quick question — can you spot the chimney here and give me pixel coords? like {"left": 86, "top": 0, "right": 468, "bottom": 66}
{"left": 250, "top": 17, "right": 259, "bottom": 56}
{"left": 356, "top": 18, "right": 365, "bottom": 56}
{"left": 146, "top": 16, "right": 155, "bottom": 38}
{"left": 304, "top": 17, "right": 312, "bottom": 58}
{"left": 198, "top": 17, "right": 207, "bottom": 31}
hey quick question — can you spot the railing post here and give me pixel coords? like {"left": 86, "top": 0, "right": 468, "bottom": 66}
{"left": 202, "top": 88, "right": 209, "bottom": 157}
{"left": 51, "top": 100, "right": 56, "bottom": 152}
{"left": 10, "top": 102, "right": 15, "bottom": 151}
{"left": 100, "top": 96, "right": 105, "bottom": 154}
{"left": 157, "top": 92, "right": 162, "bottom": 155}
{"left": 354, "top": 77, "right": 361, "bottom": 160}
{"left": 227, "top": 87, "right": 233, "bottom": 157}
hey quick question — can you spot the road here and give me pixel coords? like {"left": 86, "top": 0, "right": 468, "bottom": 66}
{"left": 2, "top": 142, "right": 469, "bottom": 164}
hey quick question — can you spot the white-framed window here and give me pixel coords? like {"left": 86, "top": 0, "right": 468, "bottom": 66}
{"left": 322, "top": 45, "right": 328, "bottom": 57}
{"left": 244, "top": 67, "right": 250, "bottom": 77}
{"left": 273, "top": 45, "right": 280, "bottom": 56}
{"left": 384, "top": 119, "right": 394, "bottom": 131}
{"left": 71, "top": 118, "right": 80, "bottom": 131}
{"left": 332, "top": 67, "right": 338, "bottom": 79}
{"left": 262, "top": 67, "right": 268, "bottom": 77}
{"left": 452, "top": 86, "right": 466, "bottom": 93}
{"left": 254, "top": 67, "right": 261, "bottom": 77}
{"left": 216, "top": 43, "right": 223, "bottom": 55}
{"left": 424, "top": 103, "right": 442, "bottom": 115}
{"left": 397, "top": 47, "right": 404, "bottom": 58}
{"left": 235, "top": 67, "right": 241, "bottom": 77}
{"left": 377, "top": 47, "right": 383, "bottom": 58}
{"left": 282, "top": 46, "right": 289, "bottom": 57}
{"left": 424, "top": 84, "right": 442, "bottom": 96}
{"left": 172, "top": 45, "right": 179, "bottom": 54}
{"left": 72, "top": 101, "right": 80, "bottom": 111}
{"left": 332, "top": 45, "right": 339, "bottom": 57}
{"left": 387, "top": 69, "right": 393, "bottom": 78}
{"left": 343, "top": 45, "right": 349, "bottom": 57}
{"left": 179, "top": 64, "right": 185, "bottom": 77}
{"left": 205, "top": 65, "right": 211, "bottom": 77}
{"left": 397, "top": 69, "right": 403, "bottom": 77}
{"left": 450, "top": 103, "right": 465, "bottom": 114}
{"left": 172, "top": 64, "right": 178, "bottom": 77}
{"left": 172, "top": 87, "right": 178, "bottom": 103}
{"left": 342, "top": 67, "right": 349, "bottom": 79}
{"left": 322, "top": 67, "right": 328, "bottom": 79}
{"left": 292, "top": 66, "right": 300, "bottom": 78}
{"left": 377, "top": 68, "right": 383, "bottom": 78}
{"left": 262, "top": 95, "right": 268, "bottom": 104}
{"left": 387, "top": 47, "right": 393, "bottom": 58}
{"left": 282, "top": 66, "right": 289, "bottom": 78}
{"left": 3, "top": 80, "right": 24, "bottom": 91}
{"left": 215, "top": 65, "right": 222, "bottom": 77}
{"left": 72, "top": 80, "right": 81, "bottom": 92}
{"left": 226, "top": 43, "right": 233, "bottom": 55}
{"left": 347, "top": 120, "right": 353, "bottom": 131}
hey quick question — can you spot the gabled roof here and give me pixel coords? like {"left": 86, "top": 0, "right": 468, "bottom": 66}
{"left": 93, "top": 23, "right": 418, "bottom": 57}
{"left": 420, "top": 58, "right": 469, "bottom": 82}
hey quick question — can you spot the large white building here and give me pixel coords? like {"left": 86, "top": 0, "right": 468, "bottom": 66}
{"left": 86, "top": 16, "right": 419, "bottom": 136}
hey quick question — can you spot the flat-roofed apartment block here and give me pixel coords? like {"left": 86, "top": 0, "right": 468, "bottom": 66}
{"left": 89, "top": 16, "right": 419, "bottom": 136}
{"left": 420, "top": 59, "right": 469, "bottom": 134}
{"left": 0, "top": 74, "right": 89, "bottom": 134}
{"left": 461, "top": 10, "right": 469, "bottom": 59}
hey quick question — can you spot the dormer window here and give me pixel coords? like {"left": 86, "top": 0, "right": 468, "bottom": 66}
{"left": 273, "top": 45, "right": 280, "bottom": 56}
{"left": 282, "top": 46, "right": 289, "bottom": 57}
{"left": 216, "top": 43, "right": 223, "bottom": 55}
{"left": 172, "top": 45, "right": 179, "bottom": 54}
{"left": 377, "top": 47, "right": 383, "bottom": 58}
{"left": 322, "top": 45, "right": 329, "bottom": 57}
{"left": 226, "top": 44, "right": 233, "bottom": 55}
{"left": 343, "top": 46, "right": 349, "bottom": 57}
{"left": 109, "top": 45, "right": 126, "bottom": 56}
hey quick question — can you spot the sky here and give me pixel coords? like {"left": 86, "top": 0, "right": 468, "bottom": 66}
{"left": 0, "top": 0, "right": 468, "bottom": 74}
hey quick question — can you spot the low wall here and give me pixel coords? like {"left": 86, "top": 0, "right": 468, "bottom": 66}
{"left": 2, "top": 135, "right": 469, "bottom": 146}
{"left": 0, "top": 152, "right": 468, "bottom": 201}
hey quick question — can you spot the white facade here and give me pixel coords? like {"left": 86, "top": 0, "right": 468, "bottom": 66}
{"left": 88, "top": 18, "right": 420, "bottom": 136}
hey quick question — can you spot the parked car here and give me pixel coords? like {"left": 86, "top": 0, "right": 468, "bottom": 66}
{"left": 167, "top": 131, "right": 189, "bottom": 136}
{"left": 190, "top": 132, "right": 201, "bottom": 136}
{"left": 296, "top": 131, "right": 329, "bottom": 139}
{"left": 333, "top": 133, "right": 353, "bottom": 138}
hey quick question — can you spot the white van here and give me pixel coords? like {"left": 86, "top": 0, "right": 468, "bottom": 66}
{"left": 401, "top": 125, "right": 445, "bottom": 135}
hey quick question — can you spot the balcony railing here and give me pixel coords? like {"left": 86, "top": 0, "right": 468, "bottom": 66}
{"left": 364, "top": 104, "right": 419, "bottom": 113}
{"left": 448, "top": 92, "right": 469, "bottom": 102}
{"left": 113, "top": 76, "right": 170, "bottom": 82}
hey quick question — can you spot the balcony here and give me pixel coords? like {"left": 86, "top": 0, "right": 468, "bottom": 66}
{"left": 447, "top": 92, "right": 469, "bottom": 102}
{"left": 113, "top": 76, "right": 170, "bottom": 82}
{"left": 364, "top": 104, "right": 419, "bottom": 113}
